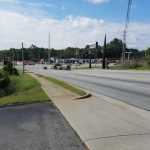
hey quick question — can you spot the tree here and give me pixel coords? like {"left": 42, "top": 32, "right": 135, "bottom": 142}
{"left": 106, "top": 38, "right": 124, "bottom": 58}
{"left": 145, "top": 48, "right": 150, "bottom": 57}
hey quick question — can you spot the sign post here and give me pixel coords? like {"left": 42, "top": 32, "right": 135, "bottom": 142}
{"left": 88, "top": 42, "right": 99, "bottom": 69}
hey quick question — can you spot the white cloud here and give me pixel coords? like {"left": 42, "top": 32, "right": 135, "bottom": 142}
{"left": 0, "top": 10, "right": 150, "bottom": 50}
{"left": 85, "top": 0, "right": 109, "bottom": 4}
{"left": 0, "top": 0, "right": 18, "bottom": 3}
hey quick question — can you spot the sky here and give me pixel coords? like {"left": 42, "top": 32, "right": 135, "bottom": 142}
{"left": 0, "top": 0, "right": 150, "bottom": 50}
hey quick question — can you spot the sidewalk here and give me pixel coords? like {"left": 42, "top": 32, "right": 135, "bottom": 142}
{"left": 33, "top": 74, "right": 150, "bottom": 150}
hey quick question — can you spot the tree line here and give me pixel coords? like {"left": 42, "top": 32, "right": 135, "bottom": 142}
{"left": 0, "top": 38, "right": 148, "bottom": 62}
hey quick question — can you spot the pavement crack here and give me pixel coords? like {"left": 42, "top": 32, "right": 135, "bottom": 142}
{"left": 85, "top": 132, "right": 150, "bottom": 142}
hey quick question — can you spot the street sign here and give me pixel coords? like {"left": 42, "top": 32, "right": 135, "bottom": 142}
{"left": 88, "top": 42, "right": 98, "bottom": 49}
{"left": 86, "top": 42, "right": 99, "bottom": 69}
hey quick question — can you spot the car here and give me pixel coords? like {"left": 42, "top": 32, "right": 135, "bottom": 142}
{"left": 53, "top": 63, "right": 71, "bottom": 70}
{"left": 53, "top": 63, "right": 62, "bottom": 70}
{"left": 66, "top": 65, "right": 71, "bottom": 70}
{"left": 43, "top": 66, "right": 47, "bottom": 70}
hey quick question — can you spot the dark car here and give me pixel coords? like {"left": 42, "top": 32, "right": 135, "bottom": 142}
{"left": 43, "top": 66, "right": 48, "bottom": 70}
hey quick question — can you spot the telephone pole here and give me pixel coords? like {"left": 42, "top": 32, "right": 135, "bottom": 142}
{"left": 48, "top": 32, "right": 51, "bottom": 64}
{"left": 122, "top": 0, "right": 133, "bottom": 64}
{"left": 21, "top": 42, "right": 25, "bottom": 74}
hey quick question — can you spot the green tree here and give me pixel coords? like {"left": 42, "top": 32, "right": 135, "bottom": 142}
{"left": 145, "top": 48, "right": 150, "bottom": 57}
{"left": 106, "top": 38, "right": 124, "bottom": 58}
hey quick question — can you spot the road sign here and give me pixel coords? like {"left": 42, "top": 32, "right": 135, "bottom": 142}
{"left": 88, "top": 42, "right": 99, "bottom": 49}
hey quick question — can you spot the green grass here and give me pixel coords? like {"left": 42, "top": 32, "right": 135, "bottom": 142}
{"left": 38, "top": 75, "right": 86, "bottom": 96}
{"left": 0, "top": 74, "right": 49, "bottom": 106}
{"left": 110, "top": 64, "right": 150, "bottom": 71}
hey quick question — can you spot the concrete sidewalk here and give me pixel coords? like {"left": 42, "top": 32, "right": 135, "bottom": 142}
{"left": 33, "top": 74, "right": 150, "bottom": 150}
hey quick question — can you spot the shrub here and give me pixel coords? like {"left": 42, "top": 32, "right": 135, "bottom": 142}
{"left": 3, "top": 63, "right": 13, "bottom": 73}
{"left": 129, "top": 63, "right": 142, "bottom": 69}
{"left": 0, "top": 72, "right": 10, "bottom": 89}
{"left": 0, "top": 71, "right": 14, "bottom": 97}
{"left": 3, "top": 63, "right": 19, "bottom": 75}
{"left": 12, "top": 68, "right": 19, "bottom": 75}
{"left": 146, "top": 57, "right": 150, "bottom": 66}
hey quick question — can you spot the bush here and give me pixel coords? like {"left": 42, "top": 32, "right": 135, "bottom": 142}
{"left": 0, "top": 71, "right": 14, "bottom": 97}
{"left": 3, "top": 63, "right": 19, "bottom": 75}
{"left": 129, "top": 63, "right": 142, "bottom": 69}
{"left": 3, "top": 63, "right": 13, "bottom": 73}
{"left": 146, "top": 57, "right": 150, "bottom": 66}
{"left": 12, "top": 68, "right": 19, "bottom": 75}
{"left": 0, "top": 72, "right": 10, "bottom": 89}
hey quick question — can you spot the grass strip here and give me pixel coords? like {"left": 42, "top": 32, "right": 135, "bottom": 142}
{"left": 110, "top": 65, "right": 150, "bottom": 71}
{"left": 37, "top": 75, "right": 86, "bottom": 96}
{"left": 0, "top": 74, "right": 50, "bottom": 106}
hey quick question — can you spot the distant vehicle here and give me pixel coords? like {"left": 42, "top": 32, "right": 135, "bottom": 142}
{"left": 53, "top": 63, "right": 71, "bottom": 70}
{"left": 43, "top": 66, "right": 48, "bottom": 70}
{"left": 53, "top": 63, "right": 62, "bottom": 70}
{"left": 24, "top": 61, "right": 35, "bottom": 65}
{"left": 66, "top": 65, "right": 71, "bottom": 70}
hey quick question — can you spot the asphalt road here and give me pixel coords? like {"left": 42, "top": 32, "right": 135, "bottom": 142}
{"left": 27, "top": 65, "right": 150, "bottom": 111}
{"left": 0, "top": 103, "right": 86, "bottom": 150}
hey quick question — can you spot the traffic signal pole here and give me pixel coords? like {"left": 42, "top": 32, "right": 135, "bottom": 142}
{"left": 89, "top": 50, "right": 92, "bottom": 69}
{"left": 102, "top": 35, "right": 107, "bottom": 69}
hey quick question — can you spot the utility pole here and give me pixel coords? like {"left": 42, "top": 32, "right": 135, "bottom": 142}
{"left": 89, "top": 49, "right": 92, "bottom": 69}
{"left": 48, "top": 32, "right": 51, "bottom": 64}
{"left": 75, "top": 49, "right": 78, "bottom": 69}
{"left": 102, "top": 34, "right": 107, "bottom": 69}
{"left": 22, "top": 42, "right": 25, "bottom": 74}
{"left": 95, "top": 42, "right": 98, "bottom": 68}
{"left": 122, "top": 0, "right": 133, "bottom": 64}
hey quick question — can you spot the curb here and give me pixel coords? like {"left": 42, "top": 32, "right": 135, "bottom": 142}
{"left": 75, "top": 93, "right": 92, "bottom": 100}
{"left": 34, "top": 73, "right": 91, "bottom": 100}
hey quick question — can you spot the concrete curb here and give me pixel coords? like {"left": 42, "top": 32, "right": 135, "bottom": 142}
{"left": 75, "top": 93, "right": 92, "bottom": 100}
{"left": 33, "top": 73, "right": 92, "bottom": 100}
